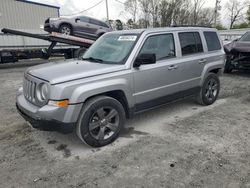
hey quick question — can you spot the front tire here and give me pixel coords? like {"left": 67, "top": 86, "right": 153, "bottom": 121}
{"left": 196, "top": 73, "right": 220, "bottom": 105}
{"left": 76, "top": 96, "right": 125, "bottom": 147}
{"left": 224, "top": 56, "right": 233, "bottom": 73}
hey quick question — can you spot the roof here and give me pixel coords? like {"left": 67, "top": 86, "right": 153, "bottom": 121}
{"left": 111, "top": 27, "right": 217, "bottom": 35}
{"left": 16, "top": 0, "right": 60, "bottom": 9}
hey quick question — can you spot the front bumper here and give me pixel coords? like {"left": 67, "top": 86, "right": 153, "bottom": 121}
{"left": 16, "top": 103, "right": 74, "bottom": 133}
{"left": 44, "top": 23, "right": 58, "bottom": 33}
{"left": 16, "top": 88, "right": 82, "bottom": 133}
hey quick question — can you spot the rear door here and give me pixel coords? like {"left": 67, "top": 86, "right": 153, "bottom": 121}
{"left": 88, "top": 19, "right": 103, "bottom": 34}
{"left": 175, "top": 31, "right": 206, "bottom": 89}
{"left": 74, "top": 16, "right": 91, "bottom": 35}
{"left": 203, "top": 31, "right": 224, "bottom": 69}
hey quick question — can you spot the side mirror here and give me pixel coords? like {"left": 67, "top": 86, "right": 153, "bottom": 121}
{"left": 134, "top": 53, "right": 156, "bottom": 68}
{"left": 75, "top": 18, "right": 80, "bottom": 23}
{"left": 234, "top": 38, "right": 239, "bottom": 41}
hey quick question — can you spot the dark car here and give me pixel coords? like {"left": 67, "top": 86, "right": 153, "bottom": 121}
{"left": 224, "top": 31, "right": 250, "bottom": 73}
{"left": 44, "top": 15, "right": 112, "bottom": 39}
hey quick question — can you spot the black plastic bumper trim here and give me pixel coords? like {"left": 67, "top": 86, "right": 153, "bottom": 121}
{"left": 16, "top": 103, "right": 75, "bottom": 133}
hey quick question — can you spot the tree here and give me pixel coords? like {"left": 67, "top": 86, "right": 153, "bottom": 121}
{"left": 215, "top": 24, "right": 227, "bottom": 30}
{"left": 192, "top": 0, "right": 205, "bottom": 25}
{"left": 247, "top": 5, "right": 250, "bottom": 24}
{"left": 125, "top": 0, "right": 221, "bottom": 28}
{"left": 115, "top": 19, "right": 123, "bottom": 30}
{"left": 138, "top": 0, "right": 151, "bottom": 28}
{"left": 232, "top": 22, "right": 249, "bottom": 29}
{"left": 149, "top": 0, "right": 160, "bottom": 27}
{"left": 226, "top": 0, "right": 246, "bottom": 29}
{"left": 124, "top": 0, "right": 138, "bottom": 24}
{"left": 197, "top": 8, "right": 214, "bottom": 26}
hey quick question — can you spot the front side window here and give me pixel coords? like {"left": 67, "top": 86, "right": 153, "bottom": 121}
{"left": 179, "top": 32, "right": 203, "bottom": 55}
{"left": 80, "top": 16, "right": 89, "bottom": 23}
{"left": 204, "top": 31, "right": 221, "bottom": 51}
{"left": 138, "top": 34, "right": 176, "bottom": 61}
{"left": 82, "top": 33, "right": 139, "bottom": 64}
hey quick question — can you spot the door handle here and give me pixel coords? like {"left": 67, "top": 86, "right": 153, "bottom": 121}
{"left": 168, "top": 65, "right": 178, "bottom": 70}
{"left": 199, "top": 59, "right": 207, "bottom": 64}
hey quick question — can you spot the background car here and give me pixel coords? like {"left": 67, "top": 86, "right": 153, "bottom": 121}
{"left": 44, "top": 15, "right": 112, "bottom": 39}
{"left": 224, "top": 31, "right": 250, "bottom": 73}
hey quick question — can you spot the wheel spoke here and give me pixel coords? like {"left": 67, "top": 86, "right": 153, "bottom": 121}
{"left": 212, "top": 84, "right": 218, "bottom": 90}
{"left": 209, "top": 90, "right": 214, "bottom": 98}
{"left": 89, "top": 121, "right": 100, "bottom": 131}
{"left": 105, "top": 109, "right": 118, "bottom": 121}
{"left": 97, "top": 108, "right": 105, "bottom": 119}
{"left": 97, "top": 127, "right": 105, "bottom": 140}
{"left": 106, "top": 123, "right": 117, "bottom": 132}
{"left": 205, "top": 90, "right": 210, "bottom": 97}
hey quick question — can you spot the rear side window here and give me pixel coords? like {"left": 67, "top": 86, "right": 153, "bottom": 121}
{"left": 179, "top": 32, "right": 203, "bottom": 55}
{"left": 204, "top": 31, "right": 221, "bottom": 51}
{"left": 101, "top": 22, "right": 109, "bottom": 28}
{"left": 90, "top": 19, "right": 102, "bottom": 26}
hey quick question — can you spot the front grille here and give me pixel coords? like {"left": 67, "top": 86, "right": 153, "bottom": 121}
{"left": 23, "top": 77, "right": 37, "bottom": 104}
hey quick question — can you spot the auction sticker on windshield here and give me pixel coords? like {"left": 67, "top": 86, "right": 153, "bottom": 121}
{"left": 118, "top": 36, "right": 137, "bottom": 41}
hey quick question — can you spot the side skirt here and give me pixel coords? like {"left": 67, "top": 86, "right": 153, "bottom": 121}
{"left": 131, "top": 87, "right": 200, "bottom": 115}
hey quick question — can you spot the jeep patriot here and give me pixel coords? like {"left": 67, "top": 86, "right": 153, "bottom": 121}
{"left": 16, "top": 27, "right": 225, "bottom": 147}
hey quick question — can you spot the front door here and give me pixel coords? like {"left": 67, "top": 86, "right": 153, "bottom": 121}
{"left": 133, "top": 33, "right": 182, "bottom": 111}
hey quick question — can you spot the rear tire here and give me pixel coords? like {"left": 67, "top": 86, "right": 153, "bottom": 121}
{"left": 76, "top": 96, "right": 125, "bottom": 147}
{"left": 59, "top": 24, "right": 72, "bottom": 35}
{"left": 196, "top": 73, "right": 220, "bottom": 106}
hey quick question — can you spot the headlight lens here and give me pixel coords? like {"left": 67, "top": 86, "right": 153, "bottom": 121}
{"left": 37, "top": 83, "right": 49, "bottom": 102}
{"left": 50, "top": 18, "right": 59, "bottom": 21}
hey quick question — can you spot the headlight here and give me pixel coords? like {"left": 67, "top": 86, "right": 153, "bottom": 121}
{"left": 36, "top": 83, "right": 49, "bottom": 102}
{"left": 50, "top": 18, "right": 60, "bottom": 21}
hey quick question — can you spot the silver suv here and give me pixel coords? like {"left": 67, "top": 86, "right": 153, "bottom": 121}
{"left": 44, "top": 15, "right": 112, "bottom": 39}
{"left": 16, "top": 27, "right": 225, "bottom": 147}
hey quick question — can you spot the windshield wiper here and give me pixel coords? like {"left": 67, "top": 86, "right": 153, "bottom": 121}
{"left": 82, "top": 57, "right": 104, "bottom": 63}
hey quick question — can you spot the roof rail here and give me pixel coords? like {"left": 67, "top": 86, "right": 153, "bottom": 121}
{"left": 171, "top": 25, "right": 212, "bottom": 28}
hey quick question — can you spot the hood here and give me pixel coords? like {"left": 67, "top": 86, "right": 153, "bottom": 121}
{"left": 27, "top": 60, "right": 127, "bottom": 84}
{"left": 224, "top": 41, "right": 250, "bottom": 53}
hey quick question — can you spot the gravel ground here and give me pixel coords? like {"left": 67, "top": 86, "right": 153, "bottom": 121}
{"left": 0, "top": 62, "right": 250, "bottom": 188}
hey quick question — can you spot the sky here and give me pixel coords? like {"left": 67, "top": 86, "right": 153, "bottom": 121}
{"left": 29, "top": 0, "right": 246, "bottom": 26}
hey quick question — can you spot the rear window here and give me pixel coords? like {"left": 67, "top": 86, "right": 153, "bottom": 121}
{"left": 179, "top": 32, "right": 203, "bottom": 56}
{"left": 204, "top": 32, "right": 221, "bottom": 51}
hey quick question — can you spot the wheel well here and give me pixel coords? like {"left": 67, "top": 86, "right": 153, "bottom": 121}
{"left": 85, "top": 90, "right": 130, "bottom": 119}
{"left": 59, "top": 22, "right": 72, "bottom": 30}
{"left": 209, "top": 68, "right": 221, "bottom": 74}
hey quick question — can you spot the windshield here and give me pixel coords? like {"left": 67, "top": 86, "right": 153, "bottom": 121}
{"left": 239, "top": 32, "right": 250, "bottom": 41}
{"left": 82, "top": 33, "right": 139, "bottom": 64}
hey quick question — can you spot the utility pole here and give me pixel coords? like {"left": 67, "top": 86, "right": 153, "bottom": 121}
{"left": 105, "top": 0, "right": 109, "bottom": 23}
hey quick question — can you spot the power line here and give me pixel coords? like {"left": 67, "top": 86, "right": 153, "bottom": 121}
{"left": 114, "top": 0, "right": 125, "bottom": 5}
{"left": 61, "top": 0, "right": 104, "bottom": 16}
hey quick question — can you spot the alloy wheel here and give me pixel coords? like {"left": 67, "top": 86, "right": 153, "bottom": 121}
{"left": 204, "top": 78, "right": 218, "bottom": 102}
{"left": 88, "top": 107, "right": 119, "bottom": 141}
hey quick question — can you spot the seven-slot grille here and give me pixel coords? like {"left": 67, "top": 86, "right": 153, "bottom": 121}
{"left": 23, "top": 77, "right": 37, "bottom": 103}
